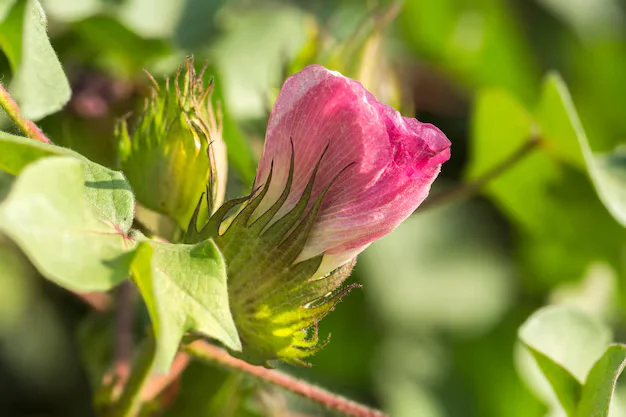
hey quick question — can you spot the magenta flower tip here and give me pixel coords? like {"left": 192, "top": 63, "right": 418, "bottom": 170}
{"left": 253, "top": 64, "right": 451, "bottom": 275}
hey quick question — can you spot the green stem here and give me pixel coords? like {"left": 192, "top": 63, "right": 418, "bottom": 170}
{"left": 0, "top": 84, "right": 51, "bottom": 143}
{"left": 112, "top": 335, "right": 156, "bottom": 417}
{"left": 416, "top": 135, "right": 541, "bottom": 213}
{"left": 185, "top": 340, "right": 388, "bottom": 417}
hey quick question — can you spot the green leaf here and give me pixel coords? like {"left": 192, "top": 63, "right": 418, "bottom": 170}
{"left": 0, "top": 0, "right": 19, "bottom": 21}
{"left": 584, "top": 149, "right": 626, "bottom": 228}
{"left": 577, "top": 344, "right": 626, "bottom": 417}
{"left": 0, "top": 157, "right": 135, "bottom": 291}
{"left": 538, "top": 73, "right": 626, "bottom": 228}
{"left": 519, "top": 306, "right": 611, "bottom": 382}
{"left": 467, "top": 86, "right": 626, "bottom": 289}
{"left": 518, "top": 306, "right": 612, "bottom": 415}
{"left": 0, "top": 132, "right": 135, "bottom": 230}
{"left": 0, "top": 131, "right": 74, "bottom": 175}
{"left": 522, "top": 343, "right": 582, "bottom": 417}
{"left": 81, "top": 155, "right": 135, "bottom": 232}
{"left": 466, "top": 88, "right": 556, "bottom": 237}
{"left": 535, "top": 73, "right": 587, "bottom": 169}
{"left": 0, "top": 0, "right": 71, "bottom": 120}
{"left": 131, "top": 239, "right": 241, "bottom": 372}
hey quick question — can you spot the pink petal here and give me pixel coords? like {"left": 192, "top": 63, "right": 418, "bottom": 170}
{"left": 253, "top": 65, "right": 451, "bottom": 276}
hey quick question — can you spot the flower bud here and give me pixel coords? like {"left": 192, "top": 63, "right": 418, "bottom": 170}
{"left": 117, "top": 57, "right": 227, "bottom": 230}
{"left": 187, "top": 65, "right": 450, "bottom": 365}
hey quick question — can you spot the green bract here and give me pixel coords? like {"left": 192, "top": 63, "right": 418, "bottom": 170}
{"left": 186, "top": 147, "right": 358, "bottom": 365}
{"left": 116, "top": 57, "right": 226, "bottom": 231}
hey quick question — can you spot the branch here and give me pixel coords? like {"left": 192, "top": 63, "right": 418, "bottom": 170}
{"left": 185, "top": 341, "right": 388, "bottom": 417}
{"left": 0, "top": 84, "right": 51, "bottom": 143}
{"left": 416, "top": 135, "right": 541, "bottom": 212}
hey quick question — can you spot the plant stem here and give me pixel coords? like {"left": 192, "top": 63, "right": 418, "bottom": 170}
{"left": 112, "top": 336, "right": 156, "bottom": 417}
{"left": 114, "top": 282, "right": 136, "bottom": 390}
{"left": 140, "top": 352, "right": 190, "bottom": 401}
{"left": 185, "top": 340, "right": 388, "bottom": 417}
{"left": 0, "top": 84, "right": 51, "bottom": 144}
{"left": 416, "top": 135, "right": 541, "bottom": 212}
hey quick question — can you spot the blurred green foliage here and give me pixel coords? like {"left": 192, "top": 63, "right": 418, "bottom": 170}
{"left": 2, "top": 0, "right": 626, "bottom": 416}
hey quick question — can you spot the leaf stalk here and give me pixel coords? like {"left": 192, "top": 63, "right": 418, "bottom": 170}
{"left": 0, "top": 84, "right": 52, "bottom": 144}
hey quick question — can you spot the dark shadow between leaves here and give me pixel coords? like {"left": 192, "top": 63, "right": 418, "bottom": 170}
{"left": 85, "top": 179, "right": 133, "bottom": 191}
{"left": 102, "top": 249, "right": 137, "bottom": 284}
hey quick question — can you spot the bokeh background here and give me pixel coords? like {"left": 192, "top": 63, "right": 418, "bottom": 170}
{"left": 1, "top": 0, "right": 626, "bottom": 416}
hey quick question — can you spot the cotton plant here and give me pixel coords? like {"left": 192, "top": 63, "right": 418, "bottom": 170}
{"left": 1, "top": 1, "right": 626, "bottom": 416}
{"left": 0, "top": 56, "right": 449, "bottom": 416}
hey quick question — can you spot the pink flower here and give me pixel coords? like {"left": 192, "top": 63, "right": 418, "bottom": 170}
{"left": 251, "top": 65, "right": 451, "bottom": 276}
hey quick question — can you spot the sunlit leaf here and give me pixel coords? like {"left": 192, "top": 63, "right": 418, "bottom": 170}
{"left": 577, "top": 344, "right": 626, "bottom": 417}
{"left": 131, "top": 239, "right": 241, "bottom": 372}
{"left": 0, "top": 0, "right": 71, "bottom": 120}
{"left": 519, "top": 306, "right": 611, "bottom": 382}
{"left": 0, "top": 131, "right": 70, "bottom": 174}
{"left": 518, "top": 306, "right": 612, "bottom": 415}
{"left": 522, "top": 343, "right": 581, "bottom": 416}
{"left": 0, "top": 157, "right": 135, "bottom": 291}
{"left": 0, "top": 132, "right": 135, "bottom": 230}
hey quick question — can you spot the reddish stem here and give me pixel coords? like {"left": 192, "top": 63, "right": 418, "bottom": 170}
{"left": 140, "top": 352, "right": 190, "bottom": 401}
{"left": 0, "top": 84, "right": 52, "bottom": 144}
{"left": 185, "top": 341, "right": 388, "bottom": 417}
